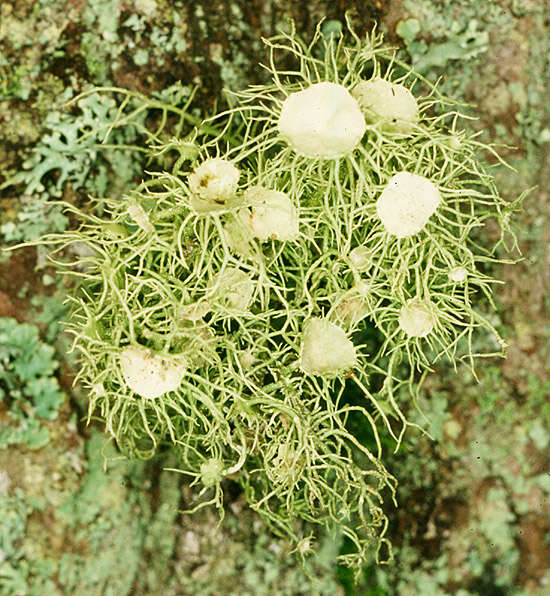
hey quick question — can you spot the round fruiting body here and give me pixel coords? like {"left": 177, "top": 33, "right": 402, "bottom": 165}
{"left": 300, "top": 317, "right": 357, "bottom": 376}
{"left": 349, "top": 246, "right": 371, "bottom": 272}
{"left": 119, "top": 346, "right": 187, "bottom": 399}
{"left": 334, "top": 283, "right": 371, "bottom": 326}
{"left": 200, "top": 458, "right": 224, "bottom": 487}
{"left": 352, "top": 78, "right": 419, "bottom": 134}
{"left": 188, "top": 158, "right": 240, "bottom": 211}
{"left": 176, "top": 301, "right": 210, "bottom": 322}
{"left": 398, "top": 298, "right": 435, "bottom": 338}
{"left": 243, "top": 186, "right": 299, "bottom": 242}
{"left": 238, "top": 349, "right": 255, "bottom": 371}
{"left": 376, "top": 172, "right": 442, "bottom": 238}
{"left": 278, "top": 82, "right": 366, "bottom": 158}
{"left": 127, "top": 202, "right": 154, "bottom": 234}
{"left": 223, "top": 214, "right": 255, "bottom": 259}
{"left": 209, "top": 267, "right": 254, "bottom": 312}
{"left": 448, "top": 266, "right": 468, "bottom": 282}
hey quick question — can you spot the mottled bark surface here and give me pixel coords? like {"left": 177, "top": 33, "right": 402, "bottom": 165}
{"left": 1, "top": 0, "right": 549, "bottom": 594}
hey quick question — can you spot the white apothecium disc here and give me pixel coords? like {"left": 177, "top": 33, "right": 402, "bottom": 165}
{"left": 300, "top": 318, "right": 357, "bottom": 375}
{"left": 349, "top": 246, "right": 371, "bottom": 272}
{"left": 398, "top": 298, "right": 435, "bottom": 338}
{"left": 334, "top": 283, "right": 372, "bottom": 326}
{"left": 352, "top": 78, "right": 419, "bottom": 134}
{"left": 377, "top": 172, "right": 442, "bottom": 238}
{"left": 243, "top": 186, "right": 299, "bottom": 242}
{"left": 209, "top": 267, "right": 254, "bottom": 312}
{"left": 120, "top": 346, "right": 187, "bottom": 399}
{"left": 223, "top": 214, "right": 255, "bottom": 259}
{"left": 278, "top": 82, "right": 366, "bottom": 159}
{"left": 188, "top": 158, "right": 240, "bottom": 211}
{"left": 448, "top": 266, "right": 468, "bottom": 282}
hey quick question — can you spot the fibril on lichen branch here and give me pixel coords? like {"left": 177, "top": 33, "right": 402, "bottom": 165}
{"left": 19, "top": 17, "right": 522, "bottom": 573}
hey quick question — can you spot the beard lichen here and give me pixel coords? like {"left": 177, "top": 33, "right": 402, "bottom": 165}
{"left": 36, "top": 20, "right": 521, "bottom": 572}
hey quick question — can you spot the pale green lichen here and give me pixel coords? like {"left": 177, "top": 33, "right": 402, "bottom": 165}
{"left": 31, "top": 21, "right": 520, "bottom": 573}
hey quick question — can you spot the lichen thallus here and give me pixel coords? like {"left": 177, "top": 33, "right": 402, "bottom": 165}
{"left": 26, "top": 22, "right": 522, "bottom": 571}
